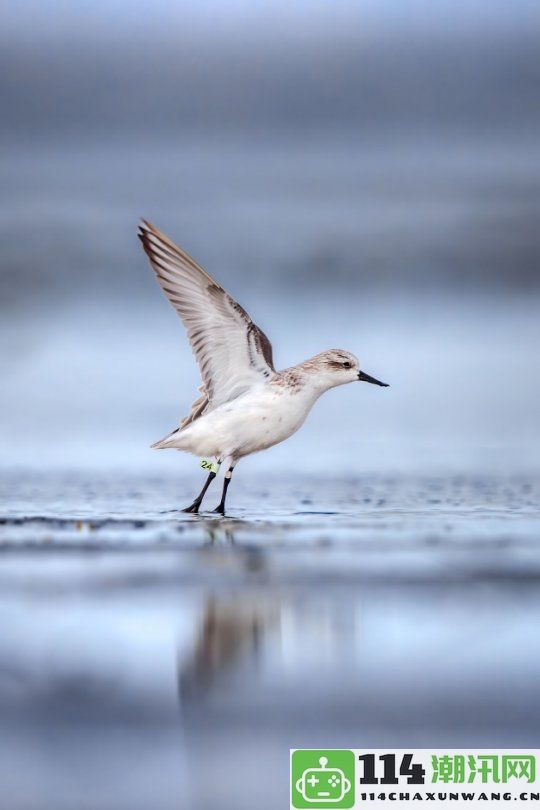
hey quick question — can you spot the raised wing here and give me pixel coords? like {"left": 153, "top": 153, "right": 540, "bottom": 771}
{"left": 138, "top": 220, "right": 275, "bottom": 420}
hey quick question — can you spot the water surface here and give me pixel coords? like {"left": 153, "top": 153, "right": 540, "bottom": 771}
{"left": 1, "top": 472, "right": 538, "bottom": 810}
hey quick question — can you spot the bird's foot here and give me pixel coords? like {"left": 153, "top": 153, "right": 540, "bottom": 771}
{"left": 182, "top": 502, "right": 200, "bottom": 514}
{"left": 212, "top": 504, "right": 226, "bottom": 515}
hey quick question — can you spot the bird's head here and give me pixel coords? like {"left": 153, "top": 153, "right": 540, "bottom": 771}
{"left": 307, "top": 349, "right": 389, "bottom": 391}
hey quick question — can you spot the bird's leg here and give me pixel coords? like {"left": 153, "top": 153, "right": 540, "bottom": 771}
{"left": 212, "top": 466, "right": 235, "bottom": 515}
{"left": 182, "top": 471, "right": 216, "bottom": 513}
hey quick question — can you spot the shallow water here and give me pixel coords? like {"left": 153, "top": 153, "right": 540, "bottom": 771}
{"left": 0, "top": 472, "right": 539, "bottom": 810}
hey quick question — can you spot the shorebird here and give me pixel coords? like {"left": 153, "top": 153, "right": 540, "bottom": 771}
{"left": 139, "top": 220, "right": 388, "bottom": 514}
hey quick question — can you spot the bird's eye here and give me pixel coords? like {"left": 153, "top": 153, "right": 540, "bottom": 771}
{"left": 343, "top": 361, "right": 351, "bottom": 369}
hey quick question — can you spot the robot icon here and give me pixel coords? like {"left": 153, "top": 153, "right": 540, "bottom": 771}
{"left": 295, "top": 756, "right": 352, "bottom": 804}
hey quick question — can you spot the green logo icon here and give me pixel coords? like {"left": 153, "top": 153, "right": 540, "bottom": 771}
{"left": 291, "top": 750, "right": 355, "bottom": 808}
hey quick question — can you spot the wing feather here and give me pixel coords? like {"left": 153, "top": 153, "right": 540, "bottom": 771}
{"left": 138, "top": 220, "right": 275, "bottom": 424}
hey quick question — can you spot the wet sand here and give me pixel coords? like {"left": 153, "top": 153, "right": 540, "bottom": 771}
{"left": 0, "top": 471, "right": 539, "bottom": 809}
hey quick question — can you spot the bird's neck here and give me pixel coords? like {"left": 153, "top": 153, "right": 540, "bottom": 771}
{"left": 278, "top": 361, "right": 333, "bottom": 399}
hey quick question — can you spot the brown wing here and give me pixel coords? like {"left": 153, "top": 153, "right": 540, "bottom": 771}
{"left": 139, "top": 220, "right": 275, "bottom": 426}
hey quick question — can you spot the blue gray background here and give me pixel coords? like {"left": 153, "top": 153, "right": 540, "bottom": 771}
{"left": 1, "top": 0, "right": 539, "bottom": 475}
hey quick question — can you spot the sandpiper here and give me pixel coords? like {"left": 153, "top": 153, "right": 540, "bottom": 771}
{"left": 139, "top": 220, "right": 388, "bottom": 514}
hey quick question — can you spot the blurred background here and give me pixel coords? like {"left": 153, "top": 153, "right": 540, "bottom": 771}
{"left": 1, "top": 0, "right": 539, "bottom": 474}
{"left": 1, "top": 3, "right": 540, "bottom": 810}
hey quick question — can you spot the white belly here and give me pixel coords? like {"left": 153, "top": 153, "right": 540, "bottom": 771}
{"left": 166, "top": 386, "right": 315, "bottom": 460}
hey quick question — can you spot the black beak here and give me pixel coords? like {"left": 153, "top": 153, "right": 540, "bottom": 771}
{"left": 358, "top": 370, "right": 389, "bottom": 387}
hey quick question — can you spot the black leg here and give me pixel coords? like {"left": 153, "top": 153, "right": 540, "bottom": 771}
{"left": 182, "top": 471, "right": 216, "bottom": 513}
{"left": 212, "top": 466, "right": 235, "bottom": 515}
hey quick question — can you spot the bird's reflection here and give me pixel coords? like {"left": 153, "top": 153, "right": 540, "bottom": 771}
{"left": 176, "top": 585, "right": 366, "bottom": 809}
{"left": 177, "top": 580, "right": 365, "bottom": 712}
{"left": 178, "top": 591, "right": 280, "bottom": 700}
{"left": 197, "top": 517, "right": 238, "bottom": 546}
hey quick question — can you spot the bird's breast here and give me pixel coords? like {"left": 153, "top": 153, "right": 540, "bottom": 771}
{"left": 225, "top": 387, "right": 315, "bottom": 455}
